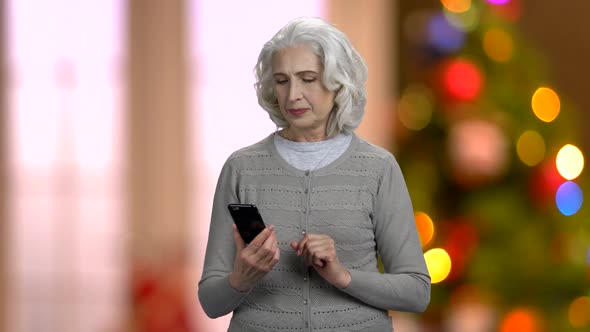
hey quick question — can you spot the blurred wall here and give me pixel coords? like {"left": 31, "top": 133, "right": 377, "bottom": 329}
{"left": 0, "top": 0, "right": 6, "bottom": 329}
{"left": 2, "top": 1, "right": 586, "bottom": 331}
{"left": 517, "top": 0, "right": 590, "bottom": 154}
{"left": 4, "top": 1, "right": 127, "bottom": 331}
{"left": 127, "top": 0, "right": 189, "bottom": 269}
{"left": 327, "top": 0, "right": 396, "bottom": 149}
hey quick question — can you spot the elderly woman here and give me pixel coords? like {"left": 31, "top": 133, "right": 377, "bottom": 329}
{"left": 198, "top": 17, "right": 430, "bottom": 331}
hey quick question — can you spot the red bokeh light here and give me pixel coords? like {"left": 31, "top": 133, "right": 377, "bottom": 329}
{"left": 443, "top": 220, "right": 479, "bottom": 281}
{"left": 528, "top": 160, "right": 564, "bottom": 209}
{"left": 441, "top": 59, "right": 484, "bottom": 102}
{"left": 489, "top": 0, "right": 522, "bottom": 22}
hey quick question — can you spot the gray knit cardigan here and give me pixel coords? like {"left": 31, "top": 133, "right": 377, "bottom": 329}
{"left": 199, "top": 133, "right": 431, "bottom": 332}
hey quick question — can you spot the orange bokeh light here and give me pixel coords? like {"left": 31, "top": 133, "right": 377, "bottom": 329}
{"left": 569, "top": 296, "right": 590, "bottom": 327}
{"left": 441, "top": 0, "right": 471, "bottom": 13}
{"left": 531, "top": 87, "right": 560, "bottom": 122}
{"left": 499, "top": 308, "right": 539, "bottom": 332}
{"left": 483, "top": 28, "right": 513, "bottom": 62}
{"left": 415, "top": 212, "right": 435, "bottom": 247}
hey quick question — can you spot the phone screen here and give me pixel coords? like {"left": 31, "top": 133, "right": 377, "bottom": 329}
{"left": 227, "top": 204, "right": 266, "bottom": 244}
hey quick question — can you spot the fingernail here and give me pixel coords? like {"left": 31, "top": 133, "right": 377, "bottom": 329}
{"left": 268, "top": 224, "right": 275, "bottom": 231}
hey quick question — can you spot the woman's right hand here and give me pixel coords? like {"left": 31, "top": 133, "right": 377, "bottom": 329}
{"left": 229, "top": 224, "right": 280, "bottom": 292}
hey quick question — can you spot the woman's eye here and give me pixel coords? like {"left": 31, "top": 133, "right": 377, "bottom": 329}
{"left": 302, "top": 78, "right": 316, "bottom": 83}
{"left": 276, "top": 80, "right": 288, "bottom": 85}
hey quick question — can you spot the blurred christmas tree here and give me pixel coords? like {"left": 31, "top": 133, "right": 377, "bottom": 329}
{"left": 395, "top": 0, "right": 589, "bottom": 331}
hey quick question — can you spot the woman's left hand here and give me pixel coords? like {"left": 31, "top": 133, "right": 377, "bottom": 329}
{"left": 290, "top": 234, "right": 351, "bottom": 289}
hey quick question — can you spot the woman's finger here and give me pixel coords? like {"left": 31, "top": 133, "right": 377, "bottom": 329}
{"left": 262, "top": 231, "right": 279, "bottom": 264}
{"left": 297, "top": 235, "right": 310, "bottom": 256}
{"left": 312, "top": 254, "right": 325, "bottom": 267}
{"left": 250, "top": 227, "right": 277, "bottom": 264}
{"left": 232, "top": 224, "right": 246, "bottom": 252}
{"left": 245, "top": 225, "right": 274, "bottom": 254}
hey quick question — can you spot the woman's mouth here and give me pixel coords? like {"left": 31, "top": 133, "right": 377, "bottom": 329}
{"left": 288, "top": 108, "right": 308, "bottom": 116}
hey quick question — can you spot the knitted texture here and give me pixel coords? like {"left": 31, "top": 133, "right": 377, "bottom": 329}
{"left": 199, "top": 133, "right": 430, "bottom": 332}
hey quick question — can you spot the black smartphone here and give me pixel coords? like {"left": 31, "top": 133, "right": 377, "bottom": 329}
{"left": 227, "top": 203, "right": 266, "bottom": 244}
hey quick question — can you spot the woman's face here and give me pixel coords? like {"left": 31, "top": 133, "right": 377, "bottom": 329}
{"left": 272, "top": 45, "right": 336, "bottom": 139}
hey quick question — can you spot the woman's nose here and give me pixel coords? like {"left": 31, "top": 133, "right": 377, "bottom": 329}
{"left": 288, "top": 82, "right": 303, "bottom": 100}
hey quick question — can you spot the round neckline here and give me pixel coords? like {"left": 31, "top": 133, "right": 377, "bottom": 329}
{"left": 275, "top": 132, "right": 350, "bottom": 151}
{"left": 267, "top": 131, "right": 359, "bottom": 176}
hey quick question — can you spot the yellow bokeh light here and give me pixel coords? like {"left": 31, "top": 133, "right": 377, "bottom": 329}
{"left": 424, "top": 248, "right": 451, "bottom": 283}
{"left": 531, "top": 87, "right": 560, "bottom": 122}
{"left": 516, "top": 130, "right": 545, "bottom": 166}
{"left": 556, "top": 144, "right": 585, "bottom": 180}
{"left": 443, "top": 2, "right": 480, "bottom": 31}
{"left": 483, "top": 28, "right": 513, "bottom": 62}
{"left": 415, "top": 212, "right": 435, "bottom": 247}
{"left": 441, "top": 0, "right": 471, "bottom": 13}
{"left": 398, "top": 86, "right": 433, "bottom": 131}
{"left": 569, "top": 296, "right": 590, "bottom": 327}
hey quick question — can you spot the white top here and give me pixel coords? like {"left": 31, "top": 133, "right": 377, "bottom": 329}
{"left": 273, "top": 132, "right": 353, "bottom": 171}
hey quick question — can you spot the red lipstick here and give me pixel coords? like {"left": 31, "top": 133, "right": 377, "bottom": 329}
{"left": 288, "top": 108, "right": 308, "bottom": 116}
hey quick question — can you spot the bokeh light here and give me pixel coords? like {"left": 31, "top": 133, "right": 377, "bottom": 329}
{"left": 448, "top": 119, "right": 508, "bottom": 187}
{"left": 568, "top": 296, "right": 590, "bottom": 327}
{"left": 488, "top": 0, "right": 521, "bottom": 21}
{"left": 529, "top": 160, "right": 563, "bottom": 208}
{"left": 441, "top": 0, "right": 472, "bottom": 13}
{"left": 443, "top": 221, "right": 479, "bottom": 281}
{"left": 498, "top": 308, "right": 539, "bottom": 332}
{"left": 443, "top": 2, "right": 480, "bottom": 31}
{"left": 556, "top": 144, "right": 584, "bottom": 180}
{"left": 483, "top": 28, "right": 513, "bottom": 62}
{"left": 442, "top": 59, "right": 484, "bottom": 101}
{"left": 445, "top": 285, "right": 497, "bottom": 332}
{"left": 555, "top": 181, "right": 583, "bottom": 216}
{"left": 487, "top": 0, "right": 510, "bottom": 4}
{"left": 531, "top": 87, "right": 560, "bottom": 122}
{"left": 415, "top": 211, "right": 435, "bottom": 247}
{"left": 424, "top": 248, "right": 452, "bottom": 283}
{"left": 516, "top": 130, "right": 545, "bottom": 166}
{"left": 428, "top": 13, "right": 465, "bottom": 52}
{"left": 398, "top": 85, "right": 434, "bottom": 131}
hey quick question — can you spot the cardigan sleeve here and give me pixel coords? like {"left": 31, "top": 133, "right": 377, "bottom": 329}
{"left": 340, "top": 155, "right": 431, "bottom": 312}
{"left": 198, "top": 158, "right": 249, "bottom": 318}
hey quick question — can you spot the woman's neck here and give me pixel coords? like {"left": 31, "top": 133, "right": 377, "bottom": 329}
{"left": 278, "top": 128, "right": 328, "bottom": 142}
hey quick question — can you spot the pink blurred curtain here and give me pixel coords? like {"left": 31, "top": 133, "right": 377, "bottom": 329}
{"left": 4, "top": 0, "right": 126, "bottom": 331}
{"left": 0, "top": 0, "right": 7, "bottom": 329}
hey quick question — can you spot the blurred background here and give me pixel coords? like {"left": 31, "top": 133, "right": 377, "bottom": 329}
{"left": 0, "top": 0, "right": 587, "bottom": 331}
